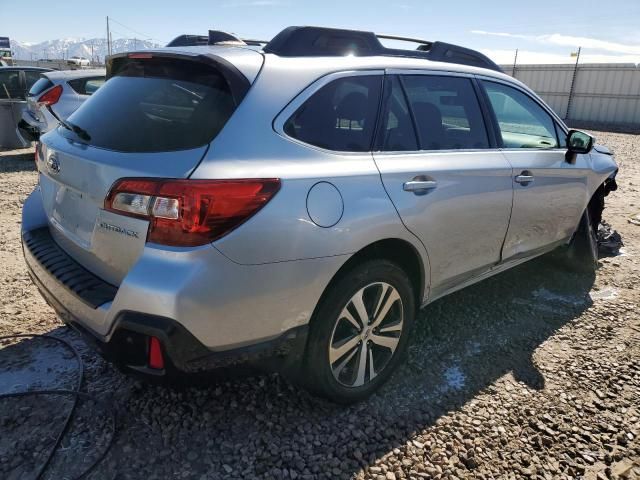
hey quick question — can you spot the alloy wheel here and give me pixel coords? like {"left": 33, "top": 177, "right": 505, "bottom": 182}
{"left": 328, "top": 282, "right": 404, "bottom": 387}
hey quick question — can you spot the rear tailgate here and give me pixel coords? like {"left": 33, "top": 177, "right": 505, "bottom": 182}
{"left": 26, "top": 75, "right": 54, "bottom": 121}
{"left": 37, "top": 138, "right": 207, "bottom": 285}
{"left": 36, "top": 49, "right": 260, "bottom": 285}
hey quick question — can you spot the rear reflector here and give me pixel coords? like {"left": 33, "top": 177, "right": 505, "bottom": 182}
{"left": 148, "top": 336, "right": 164, "bottom": 370}
{"left": 105, "top": 178, "right": 281, "bottom": 247}
{"left": 38, "top": 84, "right": 63, "bottom": 106}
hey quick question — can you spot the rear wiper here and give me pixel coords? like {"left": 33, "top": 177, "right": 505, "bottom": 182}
{"left": 59, "top": 119, "right": 91, "bottom": 141}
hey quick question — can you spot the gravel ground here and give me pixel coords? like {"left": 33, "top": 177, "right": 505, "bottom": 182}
{"left": 1, "top": 133, "right": 639, "bottom": 479}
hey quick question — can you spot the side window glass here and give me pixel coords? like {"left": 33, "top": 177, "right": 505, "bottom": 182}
{"left": 24, "top": 71, "right": 43, "bottom": 92}
{"left": 0, "top": 71, "right": 23, "bottom": 100}
{"left": 68, "top": 78, "right": 85, "bottom": 94}
{"left": 284, "top": 75, "right": 382, "bottom": 152}
{"left": 401, "top": 75, "right": 489, "bottom": 150}
{"left": 85, "top": 78, "right": 105, "bottom": 95}
{"left": 378, "top": 76, "right": 418, "bottom": 151}
{"left": 555, "top": 123, "right": 567, "bottom": 148}
{"left": 482, "top": 81, "right": 558, "bottom": 149}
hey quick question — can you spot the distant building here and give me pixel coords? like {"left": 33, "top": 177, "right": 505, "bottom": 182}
{"left": 0, "top": 37, "right": 13, "bottom": 66}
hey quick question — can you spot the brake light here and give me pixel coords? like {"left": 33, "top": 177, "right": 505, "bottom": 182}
{"left": 38, "top": 85, "right": 63, "bottom": 106}
{"left": 105, "top": 178, "right": 281, "bottom": 247}
{"left": 128, "top": 53, "right": 152, "bottom": 59}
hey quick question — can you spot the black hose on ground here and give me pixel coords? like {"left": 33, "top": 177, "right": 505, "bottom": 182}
{"left": 0, "top": 334, "right": 116, "bottom": 480}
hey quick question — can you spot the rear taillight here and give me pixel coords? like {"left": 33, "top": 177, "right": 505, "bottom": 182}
{"left": 38, "top": 84, "right": 63, "bottom": 106}
{"left": 105, "top": 178, "right": 281, "bottom": 247}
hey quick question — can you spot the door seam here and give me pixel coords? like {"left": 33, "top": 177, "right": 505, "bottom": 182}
{"left": 498, "top": 148, "right": 515, "bottom": 263}
{"left": 370, "top": 152, "right": 432, "bottom": 301}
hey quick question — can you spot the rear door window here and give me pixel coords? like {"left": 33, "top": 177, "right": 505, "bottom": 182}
{"left": 377, "top": 76, "right": 418, "bottom": 152}
{"left": 284, "top": 75, "right": 382, "bottom": 152}
{"left": 60, "top": 57, "right": 241, "bottom": 153}
{"left": 68, "top": 77, "right": 105, "bottom": 95}
{"left": 401, "top": 75, "right": 489, "bottom": 150}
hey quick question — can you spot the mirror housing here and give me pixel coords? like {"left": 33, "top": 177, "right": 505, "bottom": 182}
{"left": 565, "top": 130, "right": 594, "bottom": 163}
{"left": 567, "top": 130, "right": 594, "bottom": 153}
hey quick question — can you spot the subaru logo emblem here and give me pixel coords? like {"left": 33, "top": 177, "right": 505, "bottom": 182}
{"left": 46, "top": 154, "right": 60, "bottom": 175}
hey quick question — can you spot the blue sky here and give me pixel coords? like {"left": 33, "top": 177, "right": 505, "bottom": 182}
{"left": 4, "top": 0, "right": 640, "bottom": 63}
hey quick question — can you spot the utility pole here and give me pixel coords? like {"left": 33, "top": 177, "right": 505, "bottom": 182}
{"left": 134, "top": 37, "right": 137, "bottom": 50}
{"left": 565, "top": 46, "right": 582, "bottom": 120}
{"left": 512, "top": 49, "right": 518, "bottom": 78}
{"left": 106, "top": 16, "right": 111, "bottom": 57}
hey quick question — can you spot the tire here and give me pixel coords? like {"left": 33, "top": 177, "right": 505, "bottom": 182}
{"left": 302, "top": 259, "right": 415, "bottom": 404}
{"left": 563, "top": 208, "right": 598, "bottom": 273}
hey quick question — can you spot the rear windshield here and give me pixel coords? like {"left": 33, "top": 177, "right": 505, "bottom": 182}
{"left": 28, "top": 77, "right": 53, "bottom": 97}
{"left": 61, "top": 57, "right": 240, "bottom": 153}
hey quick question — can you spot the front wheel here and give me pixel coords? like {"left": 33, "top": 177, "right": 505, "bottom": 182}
{"left": 562, "top": 208, "right": 598, "bottom": 273}
{"left": 302, "top": 260, "right": 415, "bottom": 404}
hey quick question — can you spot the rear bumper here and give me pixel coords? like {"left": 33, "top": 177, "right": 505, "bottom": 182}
{"left": 21, "top": 188, "right": 342, "bottom": 377}
{"left": 25, "top": 239, "right": 308, "bottom": 376}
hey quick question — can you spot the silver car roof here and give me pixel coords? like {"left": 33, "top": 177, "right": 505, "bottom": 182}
{"left": 149, "top": 44, "right": 520, "bottom": 87}
{"left": 44, "top": 68, "right": 106, "bottom": 81}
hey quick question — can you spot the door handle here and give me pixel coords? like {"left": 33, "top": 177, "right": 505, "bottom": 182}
{"left": 403, "top": 180, "right": 438, "bottom": 193}
{"left": 514, "top": 173, "right": 534, "bottom": 185}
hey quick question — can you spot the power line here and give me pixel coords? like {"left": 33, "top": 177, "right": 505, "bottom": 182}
{"left": 107, "top": 17, "right": 166, "bottom": 45}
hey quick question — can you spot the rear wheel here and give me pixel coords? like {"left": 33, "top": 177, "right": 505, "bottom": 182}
{"left": 303, "top": 260, "right": 415, "bottom": 404}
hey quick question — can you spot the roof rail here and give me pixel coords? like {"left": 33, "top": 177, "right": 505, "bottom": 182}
{"left": 166, "top": 31, "right": 268, "bottom": 48}
{"left": 263, "top": 26, "right": 502, "bottom": 72}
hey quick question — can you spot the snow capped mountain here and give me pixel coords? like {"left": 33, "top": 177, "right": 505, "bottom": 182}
{"left": 10, "top": 37, "right": 161, "bottom": 62}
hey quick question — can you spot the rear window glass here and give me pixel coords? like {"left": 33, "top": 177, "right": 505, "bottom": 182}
{"left": 68, "top": 77, "right": 105, "bottom": 95}
{"left": 28, "top": 77, "right": 54, "bottom": 97}
{"left": 61, "top": 58, "right": 239, "bottom": 153}
{"left": 284, "top": 75, "right": 382, "bottom": 152}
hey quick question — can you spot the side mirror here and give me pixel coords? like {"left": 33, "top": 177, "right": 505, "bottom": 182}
{"left": 567, "top": 130, "right": 594, "bottom": 154}
{"left": 565, "top": 130, "right": 594, "bottom": 163}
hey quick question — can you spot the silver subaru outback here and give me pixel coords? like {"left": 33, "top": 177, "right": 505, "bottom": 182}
{"left": 22, "top": 26, "right": 617, "bottom": 403}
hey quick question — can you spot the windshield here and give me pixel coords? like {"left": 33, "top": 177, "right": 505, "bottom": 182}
{"left": 60, "top": 57, "right": 240, "bottom": 153}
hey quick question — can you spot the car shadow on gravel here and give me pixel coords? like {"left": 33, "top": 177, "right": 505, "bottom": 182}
{"left": 0, "top": 149, "right": 36, "bottom": 174}
{"left": 0, "top": 252, "right": 597, "bottom": 479}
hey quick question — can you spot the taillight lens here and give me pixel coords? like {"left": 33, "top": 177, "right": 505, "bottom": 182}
{"left": 105, "top": 178, "right": 281, "bottom": 247}
{"left": 38, "top": 85, "right": 63, "bottom": 106}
